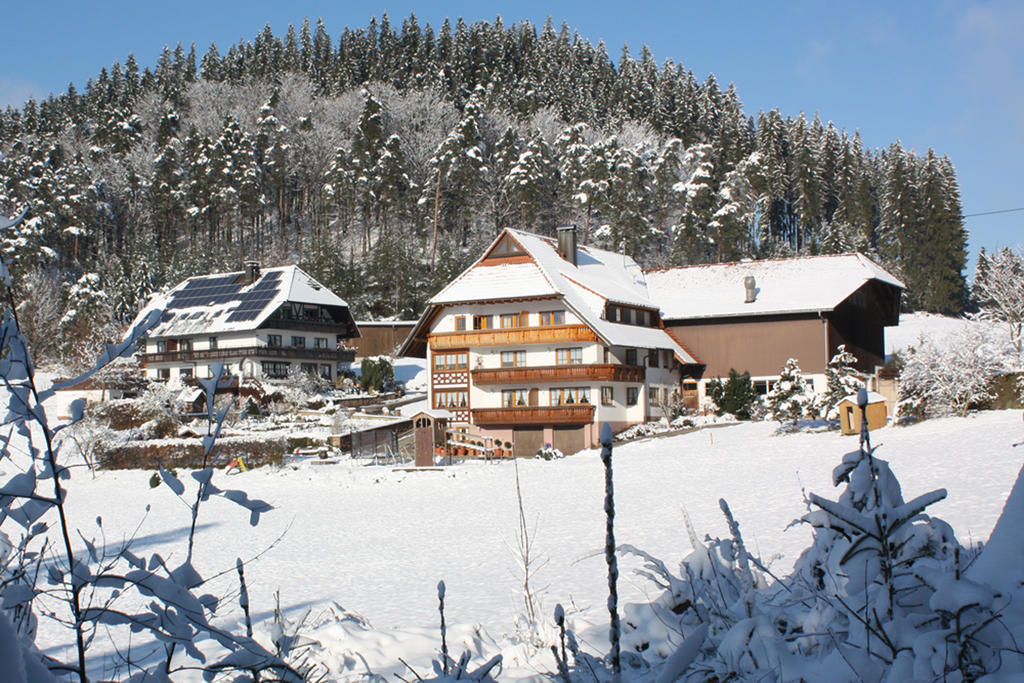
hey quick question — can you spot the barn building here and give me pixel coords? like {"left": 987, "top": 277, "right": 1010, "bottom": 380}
{"left": 644, "top": 253, "right": 904, "bottom": 404}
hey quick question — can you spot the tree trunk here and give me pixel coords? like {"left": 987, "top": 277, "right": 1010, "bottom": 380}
{"left": 431, "top": 164, "right": 442, "bottom": 270}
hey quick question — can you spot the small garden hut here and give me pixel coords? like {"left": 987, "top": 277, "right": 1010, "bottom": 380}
{"left": 412, "top": 409, "right": 452, "bottom": 466}
{"left": 837, "top": 391, "right": 888, "bottom": 435}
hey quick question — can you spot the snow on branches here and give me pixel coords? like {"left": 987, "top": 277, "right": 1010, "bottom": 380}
{"left": 973, "top": 246, "right": 1024, "bottom": 358}
{"left": 899, "top": 324, "right": 1014, "bottom": 417}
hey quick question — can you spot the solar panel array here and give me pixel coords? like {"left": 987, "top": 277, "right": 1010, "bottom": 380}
{"left": 225, "top": 270, "right": 283, "bottom": 322}
{"left": 162, "top": 270, "right": 286, "bottom": 324}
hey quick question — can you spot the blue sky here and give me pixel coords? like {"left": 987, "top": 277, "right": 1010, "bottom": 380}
{"left": 2, "top": 1, "right": 1021, "bottom": 273}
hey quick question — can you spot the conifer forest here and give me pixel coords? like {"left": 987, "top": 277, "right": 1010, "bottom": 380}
{"left": 0, "top": 15, "right": 968, "bottom": 367}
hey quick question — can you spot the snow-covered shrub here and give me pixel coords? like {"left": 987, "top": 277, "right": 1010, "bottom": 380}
{"left": 973, "top": 245, "right": 1024, "bottom": 358}
{"left": 613, "top": 404, "right": 1024, "bottom": 680}
{"left": 899, "top": 326, "right": 1013, "bottom": 416}
{"left": 706, "top": 368, "right": 757, "bottom": 419}
{"left": 765, "top": 358, "right": 813, "bottom": 425}
{"left": 534, "top": 445, "right": 564, "bottom": 460}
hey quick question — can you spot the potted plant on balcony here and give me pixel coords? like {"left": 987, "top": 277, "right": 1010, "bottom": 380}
{"left": 492, "top": 441, "right": 504, "bottom": 458}
{"left": 503, "top": 441, "right": 513, "bottom": 458}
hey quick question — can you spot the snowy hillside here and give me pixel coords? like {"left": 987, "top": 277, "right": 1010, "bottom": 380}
{"left": 33, "top": 410, "right": 1024, "bottom": 678}
{"left": 886, "top": 311, "right": 1008, "bottom": 356}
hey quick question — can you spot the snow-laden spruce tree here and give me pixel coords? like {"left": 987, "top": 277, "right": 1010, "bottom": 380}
{"left": 765, "top": 358, "right": 812, "bottom": 425}
{"left": 813, "top": 344, "right": 864, "bottom": 420}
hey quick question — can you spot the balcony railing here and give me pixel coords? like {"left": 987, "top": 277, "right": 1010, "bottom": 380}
{"left": 139, "top": 345, "right": 356, "bottom": 364}
{"left": 471, "top": 363, "right": 644, "bottom": 385}
{"left": 429, "top": 324, "right": 598, "bottom": 350}
{"left": 471, "top": 404, "right": 595, "bottom": 426}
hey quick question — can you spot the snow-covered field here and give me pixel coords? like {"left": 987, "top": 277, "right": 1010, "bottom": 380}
{"left": 33, "top": 409, "right": 1024, "bottom": 678}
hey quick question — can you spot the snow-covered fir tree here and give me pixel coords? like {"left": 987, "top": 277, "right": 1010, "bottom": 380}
{"left": 765, "top": 357, "right": 812, "bottom": 425}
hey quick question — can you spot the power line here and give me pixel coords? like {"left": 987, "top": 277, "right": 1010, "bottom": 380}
{"left": 964, "top": 207, "right": 1024, "bottom": 218}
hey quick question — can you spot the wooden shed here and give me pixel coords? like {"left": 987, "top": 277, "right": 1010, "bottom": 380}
{"left": 411, "top": 409, "right": 453, "bottom": 466}
{"left": 837, "top": 391, "right": 888, "bottom": 435}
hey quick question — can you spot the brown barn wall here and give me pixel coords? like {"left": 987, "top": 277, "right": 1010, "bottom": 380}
{"left": 350, "top": 323, "right": 416, "bottom": 358}
{"left": 666, "top": 316, "right": 828, "bottom": 379}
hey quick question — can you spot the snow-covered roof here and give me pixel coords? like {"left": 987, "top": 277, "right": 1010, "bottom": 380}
{"left": 356, "top": 320, "right": 419, "bottom": 327}
{"left": 413, "top": 408, "right": 455, "bottom": 420}
{"left": 139, "top": 265, "right": 353, "bottom": 338}
{"left": 836, "top": 391, "right": 887, "bottom": 406}
{"left": 407, "top": 229, "right": 699, "bottom": 363}
{"left": 646, "top": 253, "right": 905, "bottom": 321}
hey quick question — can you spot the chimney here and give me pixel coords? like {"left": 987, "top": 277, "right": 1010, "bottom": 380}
{"left": 245, "top": 261, "right": 261, "bottom": 284}
{"left": 744, "top": 275, "right": 756, "bottom": 303}
{"left": 556, "top": 225, "right": 578, "bottom": 266}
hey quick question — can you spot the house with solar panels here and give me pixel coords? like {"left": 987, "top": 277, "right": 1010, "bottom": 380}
{"left": 137, "top": 263, "right": 360, "bottom": 383}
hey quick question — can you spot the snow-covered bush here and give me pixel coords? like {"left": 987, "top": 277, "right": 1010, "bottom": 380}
{"left": 899, "top": 326, "right": 1013, "bottom": 416}
{"left": 534, "top": 445, "right": 564, "bottom": 460}
{"left": 611, "top": 405, "right": 1024, "bottom": 681}
{"left": 973, "top": 245, "right": 1024, "bottom": 358}
{"left": 765, "top": 358, "right": 813, "bottom": 425}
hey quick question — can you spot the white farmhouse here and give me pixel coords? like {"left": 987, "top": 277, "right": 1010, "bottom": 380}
{"left": 399, "top": 227, "right": 701, "bottom": 456}
{"left": 138, "top": 264, "right": 359, "bottom": 383}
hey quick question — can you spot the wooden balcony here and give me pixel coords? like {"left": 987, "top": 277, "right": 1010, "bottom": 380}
{"left": 429, "top": 324, "right": 598, "bottom": 350}
{"left": 139, "top": 345, "right": 356, "bottom": 364}
{"left": 471, "top": 363, "right": 645, "bottom": 385}
{"left": 471, "top": 404, "right": 595, "bottom": 426}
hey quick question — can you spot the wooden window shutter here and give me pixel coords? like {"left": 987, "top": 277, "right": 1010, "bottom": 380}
{"left": 518, "top": 310, "right": 529, "bottom": 327}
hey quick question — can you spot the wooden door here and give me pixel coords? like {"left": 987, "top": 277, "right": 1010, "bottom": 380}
{"left": 514, "top": 427, "right": 545, "bottom": 458}
{"left": 414, "top": 425, "right": 434, "bottom": 466}
{"left": 553, "top": 426, "right": 586, "bottom": 455}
